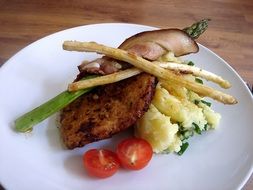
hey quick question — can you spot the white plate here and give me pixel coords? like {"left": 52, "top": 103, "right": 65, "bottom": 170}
{"left": 0, "top": 23, "right": 253, "bottom": 190}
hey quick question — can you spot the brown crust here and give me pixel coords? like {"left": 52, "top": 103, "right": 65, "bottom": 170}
{"left": 60, "top": 73, "right": 157, "bottom": 149}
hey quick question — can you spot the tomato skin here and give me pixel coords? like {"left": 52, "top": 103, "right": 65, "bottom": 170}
{"left": 83, "top": 149, "right": 120, "bottom": 178}
{"left": 116, "top": 138, "right": 153, "bottom": 170}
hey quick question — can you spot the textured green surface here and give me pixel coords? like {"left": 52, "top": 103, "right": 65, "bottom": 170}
{"left": 183, "top": 19, "right": 211, "bottom": 39}
{"left": 15, "top": 76, "right": 96, "bottom": 132}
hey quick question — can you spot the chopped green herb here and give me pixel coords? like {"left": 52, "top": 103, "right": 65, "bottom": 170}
{"left": 178, "top": 123, "right": 185, "bottom": 131}
{"left": 201, "top": 100, "right": 211, "bottom": 107}
{"left": 187, "top": 61, "right": 195, "bottom": 66}
{"left": 179, "top": 129, "right": 194, "bottom": 141}
{"left": 161, "top": 148, "right": 171, "bottom": 154}
{"left": 204, "top": 124, "right": 209, "bottom": 131}
{"left": 194, "top": 99, "right": 200, "bottom": 105}
{"left": 178, "top": 142, "right": 189, "bottom": 156}
{"left": 179, "top": 133, "right": 184, "bottom": 141}
{"left": 193, "top": 123, "right": 201, "bottom": 135}
{"left": 195, "top": 78, "right": 203, "bottom": 84}
{"left": 183, "top": 130, "right": 194, "bottom": 140}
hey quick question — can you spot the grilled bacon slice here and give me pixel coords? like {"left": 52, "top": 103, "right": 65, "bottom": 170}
{"left": 78, "top": 29, "right": 198, "bottom": 76}
{"left": 119, "top": 29, "right": 198, "bottom": 58}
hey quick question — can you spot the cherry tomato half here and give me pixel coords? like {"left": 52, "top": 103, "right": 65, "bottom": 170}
{"left": 116, "top": 138, "right": 153, "bottom": 170}
{"left": 83, "top": 149, "right": 120, "bottom": 178}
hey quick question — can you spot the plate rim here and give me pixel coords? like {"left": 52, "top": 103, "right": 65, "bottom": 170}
{"left": 1, "top": 22, "right": 253, "bottom": 190}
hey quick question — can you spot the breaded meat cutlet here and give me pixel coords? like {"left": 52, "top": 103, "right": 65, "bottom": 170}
{"left": 60, "top": 73, "right": 157, "bottom": 149}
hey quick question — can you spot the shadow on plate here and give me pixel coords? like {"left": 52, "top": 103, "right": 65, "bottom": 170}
{"left": 63, "top": 128, "right": 134, "bottom": 178}
{"left": 63, "top": 154, "right": 91, "bottom": 179}
{"left": 0, "top": 183, "right": 5, "bottom": 190}
{"left": 46, "top": 113, "right": 65, "bottom": 151}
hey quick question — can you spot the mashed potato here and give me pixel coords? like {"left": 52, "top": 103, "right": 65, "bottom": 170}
{"left": 135, "top": 83, "right": 221, "bottom": 154}
{"left": 187, "top": 91, "right": 221, "bottom": 129}
{"left": 158, "top": 51, "right": 182, "bottom": 63}
{"left": 135, "top": 53, "right": 221, "bottom": 154}
{"left": 135, "top": 104, "right": 181, "bottom": 153}
{"left": 199, "top": 103, "right": 221, "bottom": 129}
{"left": 152, "top": 84, "right": 207, "bottom": 129}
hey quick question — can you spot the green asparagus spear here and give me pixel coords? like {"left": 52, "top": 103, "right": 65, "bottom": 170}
{"left": 183, "top": 19, "right": 211, "bottom": 39}
{"left": 15, "top": 75, "right": 96, "bottom": 132}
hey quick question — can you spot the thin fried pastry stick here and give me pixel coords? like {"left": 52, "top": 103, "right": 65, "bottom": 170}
{"left": 70, "top": 61, "right": 230, "bottom": 90}
{"left": 155, "top": 61, "right": 231, "bottom": 88}
{"left": 68, "top": 68, "right": 142, "bottom": 91}
{"left": 63, "top": 41, "right": 237, "bottom": 104}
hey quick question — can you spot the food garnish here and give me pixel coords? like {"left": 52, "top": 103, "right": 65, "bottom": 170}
{"left": 83, "top": 149, "right": 120, "bottom": 178}
{"left": 116, "top": 138, "right": 153, "bottom": 170}
{"left": 83, "top": 138, "right": 153, "bottom": 178}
